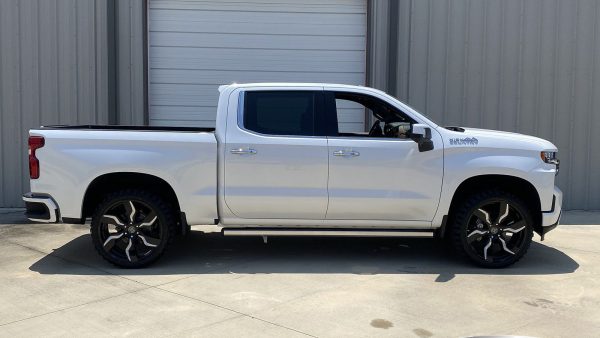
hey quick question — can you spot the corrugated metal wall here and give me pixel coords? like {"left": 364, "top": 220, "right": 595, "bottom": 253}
{"left": 368, "top": 0, "right": 600, "bottom": 210}
{"left": 0, "top": 0, "right": 110, "bottom": 207}
{"left": 0, "top": 0, "right": 144, "bottom": 207}
{"left": 115, "top": 0, "right": 146, "bottom": 125}
{"left": 2, "top": 0, "right": 599, "bottom": 210}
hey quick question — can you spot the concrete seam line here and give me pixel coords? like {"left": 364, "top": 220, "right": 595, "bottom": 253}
{"left": 148, "top": 257, "right": 265, "bottom": 289}
{"left": 155, "top": 287, "right": 317, "bottom": 337}
{"left": 178, "top": 313, "right": 311, "bottom": 336}
{"left": 241, "top": 273, "right": 384, "bottom": 320}
{"left": 5, "top": 239, "right": 155, "bottom": 288}
{"left": 0, "top": 287, "right": 153, "bottom": 327}
{"left": 5, "top": 239, "right": 314, "bottom": 335}
{"left": 5, "top": 238, "right": 224, "bottom": 289}
{"left": 549, "top": 245, "right": 600, "bottom": 255}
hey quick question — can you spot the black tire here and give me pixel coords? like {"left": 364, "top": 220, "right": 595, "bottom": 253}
{"left": 91, "top": 189, "right": 176, "bottom": 268}
{"left": 450, "top": 190, "right": 534, "bottom": 268}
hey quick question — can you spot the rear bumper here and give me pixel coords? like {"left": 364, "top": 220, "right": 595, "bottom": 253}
{"left": 22, "top": 193, "right": 59, "bottom": 223}
{"left": 541, "top": 186, "right": 562, "bottom": 236}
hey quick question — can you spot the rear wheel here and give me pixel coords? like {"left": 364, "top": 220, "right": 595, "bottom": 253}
{"left": 450, "top": 190, "right": 533, "bottom": 268}
{"left": 91, "top": 189, "right": 176, "bottom": 268}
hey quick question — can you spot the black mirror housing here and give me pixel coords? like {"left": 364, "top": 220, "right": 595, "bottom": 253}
{"left": 418, "top": 138, "right": 434, "bottom": 152}
{"left": 411, "top": 124, "right": 434, "bottom": 152}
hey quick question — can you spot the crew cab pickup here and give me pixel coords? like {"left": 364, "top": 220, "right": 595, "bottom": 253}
{"left": 24, "top": 83, "right": 562, "bottom": 268}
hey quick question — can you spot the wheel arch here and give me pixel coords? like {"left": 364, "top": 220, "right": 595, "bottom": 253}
{"left": 446, "top": 175, "right": 542, "bottom": 236}
{"left": 81, "top": 172, "right": 181, "bottom": 221}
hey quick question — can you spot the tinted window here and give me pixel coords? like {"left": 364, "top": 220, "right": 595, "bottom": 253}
{"left": 326, "top": 91, "right": 415, "bottom": 139}
{"left": 335, "top": 98, "right": 366, "bottom": 133}
{"left": 244, "top": 91, "right": 316, "bottom": 136}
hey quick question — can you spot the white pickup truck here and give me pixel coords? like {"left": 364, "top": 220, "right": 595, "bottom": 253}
{"left": 23, "top": 83, "right": 562, "bottom": 268}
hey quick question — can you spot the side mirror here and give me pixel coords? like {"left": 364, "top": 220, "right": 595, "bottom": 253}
{"left": 411, "top": 124, "right": 434, "bottom": 152}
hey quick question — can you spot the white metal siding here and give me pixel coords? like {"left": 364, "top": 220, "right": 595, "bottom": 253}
{"left": 148, "top": 0, "right": 367, "bottom": 132}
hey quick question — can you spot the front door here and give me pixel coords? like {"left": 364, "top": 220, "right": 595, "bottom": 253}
{"left": 325, "top": 91, "right": 443, "bottom": 221}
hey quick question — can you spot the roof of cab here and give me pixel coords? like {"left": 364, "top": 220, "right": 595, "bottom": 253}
{"left": 219, "top": 82, "right": 372, "bottom": 91}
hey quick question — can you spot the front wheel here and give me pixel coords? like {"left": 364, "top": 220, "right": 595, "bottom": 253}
{"left": 450, "top": 190, "right": 534, "bottom": 268}
{"left": 91, "top": 189, "right": 176, "bottom": 268}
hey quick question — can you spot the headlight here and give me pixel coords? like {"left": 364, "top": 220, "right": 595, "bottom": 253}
{"left": 541, "top": 151, "right": 559, "bottom": 164}
{"left": 541, "top": 151, "right": 560, "bottom": 175}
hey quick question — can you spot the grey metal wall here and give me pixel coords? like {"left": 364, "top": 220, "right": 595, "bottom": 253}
{"left": 368, "top": 0, "right": 600, "bottom": 210}
{"left": 0, "top": 0, "right": 110, "bottom": 207}
{"left": 0, "top": 0, "right": 144, "bottom": 207}
{"left": 2, "top": 0, "right": 599, "bottom": 210}
{"left": 115, "top": 0, "right": 146, "bottom": 125}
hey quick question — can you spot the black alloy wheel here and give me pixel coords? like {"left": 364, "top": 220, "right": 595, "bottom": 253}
{"left": 91, "top": 190, "right": 175, "bottom": 268}
{"left": 452, "top": 190, "right": 533, "bottom": 268}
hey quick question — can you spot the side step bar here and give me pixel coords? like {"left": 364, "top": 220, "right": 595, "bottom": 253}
{"left": 222, "top": 228, "right": 434, "bottom": 238}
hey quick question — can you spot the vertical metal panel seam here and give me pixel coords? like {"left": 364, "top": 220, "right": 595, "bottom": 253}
{"left": 75, "top": 0, "right": 80, "bottom": 124}
{"left": 387, "top": 0, "right": 398, "bottom": 96}
{"left": 365, "top": 0, "right": 370, "bottom": 87}
{"left": 37, "top": 0, "right": 42, "bottom": 125}
{"left": 364, "top": 0, "right": 373, "bottom": 129}
{"left": 0, "top": 2, "right": 4, "bottom": 205}
{"left": 550, "top": 0, "right": 559, "bottom": 155}
{"left": 143, "top": 0, "right": 150, "bottom": 125}
{"left": 424, "top": 0, "right": 432, "bottom": 114}
{"left": 406, "top": 0, "right": 413, "bottom": 101}
{"left": 55, "top": 2, "right": 60, "bottom": 124}
{"left": 129, "top": 1, "right": 134, "bottom": 123}
{"left": 479, "top": 0, "right": 488, "bottom": 127}
{"left": 460, "top": 0, "right": 470, "bottom": 123}
{"left": 17, "top": 0, "right": 24, "bottom": 197}
{"left": 94, "top": 0, "right": 98, "bottom": 124}
{"left": 567, "top": 0, "right": 579, "bottom": 206}
{"left": 584, "top": 0, "right": 598, "bottom": 209}
{"left": 496, "top": 1, "right": 506, "bottom": 130}
{"left": 108, "top": 0, "right": 117, "bottom": 125}
{"left": 515, "top": 0, "right": 525, "bottom": 132}
{"left": 442, "top": 0, "right": 451, "bottom": 125}
{"left": 534, "top": 0, "right": 543, "bottom": 137}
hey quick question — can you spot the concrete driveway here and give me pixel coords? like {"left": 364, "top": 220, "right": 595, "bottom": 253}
{"left": 0, "top": 210, "right": 599, "bottom": 337}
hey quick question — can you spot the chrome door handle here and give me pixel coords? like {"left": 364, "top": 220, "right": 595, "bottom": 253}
{"left": 230, "top": 148, "right": 257, "bottom": 155}
{"left": 333, "top": 150, "right": 360, "bottom": 157}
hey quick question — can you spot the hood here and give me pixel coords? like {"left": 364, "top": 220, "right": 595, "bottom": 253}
{"left": 444, "top": 127, "right": 558, "bottom": 151}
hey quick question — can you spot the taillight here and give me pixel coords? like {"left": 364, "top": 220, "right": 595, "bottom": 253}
{"left": 28, "top": 136, "right": 44, "bottom": 179}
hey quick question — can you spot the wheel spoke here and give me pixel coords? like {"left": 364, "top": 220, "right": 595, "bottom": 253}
{"left": 467, "top": 229, "right": 488, "bottom": 238}
{"left": 503, "top": 220, "right": 526, "bottom": 234}
{"left": 103, "top": 233, "right": 124, "bottom": 249}
{"left": 467, "top": 229, "right": 488, "bottom": 244}
{"left": 125, "top": 238, "right": 134, "bottom": 262}
{"left": 498, "top": 237, "right": 516, "bottom": 255}
{"left": 496, "top": 201, "right": 510, "bottom": 224}
{"left": 138, "top": 234, "right": 159, "bottom": 248}
{"left": 124, "top": 201, "right": 136, "bottom": 224}
{"left": 138, "top": 212, "right": 157, "bottom": 229}
{"left": 102, "top": 215, "right": 125, "bottom": 227}
{"left": 474, "top": 208, "right": 492, "bottom": 225}
{"left": 483, "top": 238, "right": 493, "bottom": 261}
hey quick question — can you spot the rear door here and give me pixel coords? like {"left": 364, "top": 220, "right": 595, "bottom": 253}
{"left": 223, "top": 89, "right": 330, "bottom": 220}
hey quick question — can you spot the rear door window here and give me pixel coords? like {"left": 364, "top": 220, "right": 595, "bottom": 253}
{"left": 243, "top": 91, "right": 317, "bottom": 136}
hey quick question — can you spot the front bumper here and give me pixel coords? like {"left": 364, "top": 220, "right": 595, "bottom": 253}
{"left": 22, "top": 193, "right": 59, "bottom": 223}
{"left": 540, "top": 186, "right": 562, "bottom": 238}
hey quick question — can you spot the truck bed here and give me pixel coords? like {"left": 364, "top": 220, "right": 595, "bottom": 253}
{"left": 40, "top": 125, "right": 215, "bottom": 133}
{"left": 29, "top": 125, "right": 218, "bottom": 224}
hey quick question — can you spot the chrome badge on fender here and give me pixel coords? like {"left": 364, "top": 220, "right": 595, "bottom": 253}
{"left": 450, "top": 137, "right": 478, "bottom": 146}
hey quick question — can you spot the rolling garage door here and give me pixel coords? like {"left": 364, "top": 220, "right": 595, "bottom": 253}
{"left": 148, "top": 0, "right": 367, "bottom": 132}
